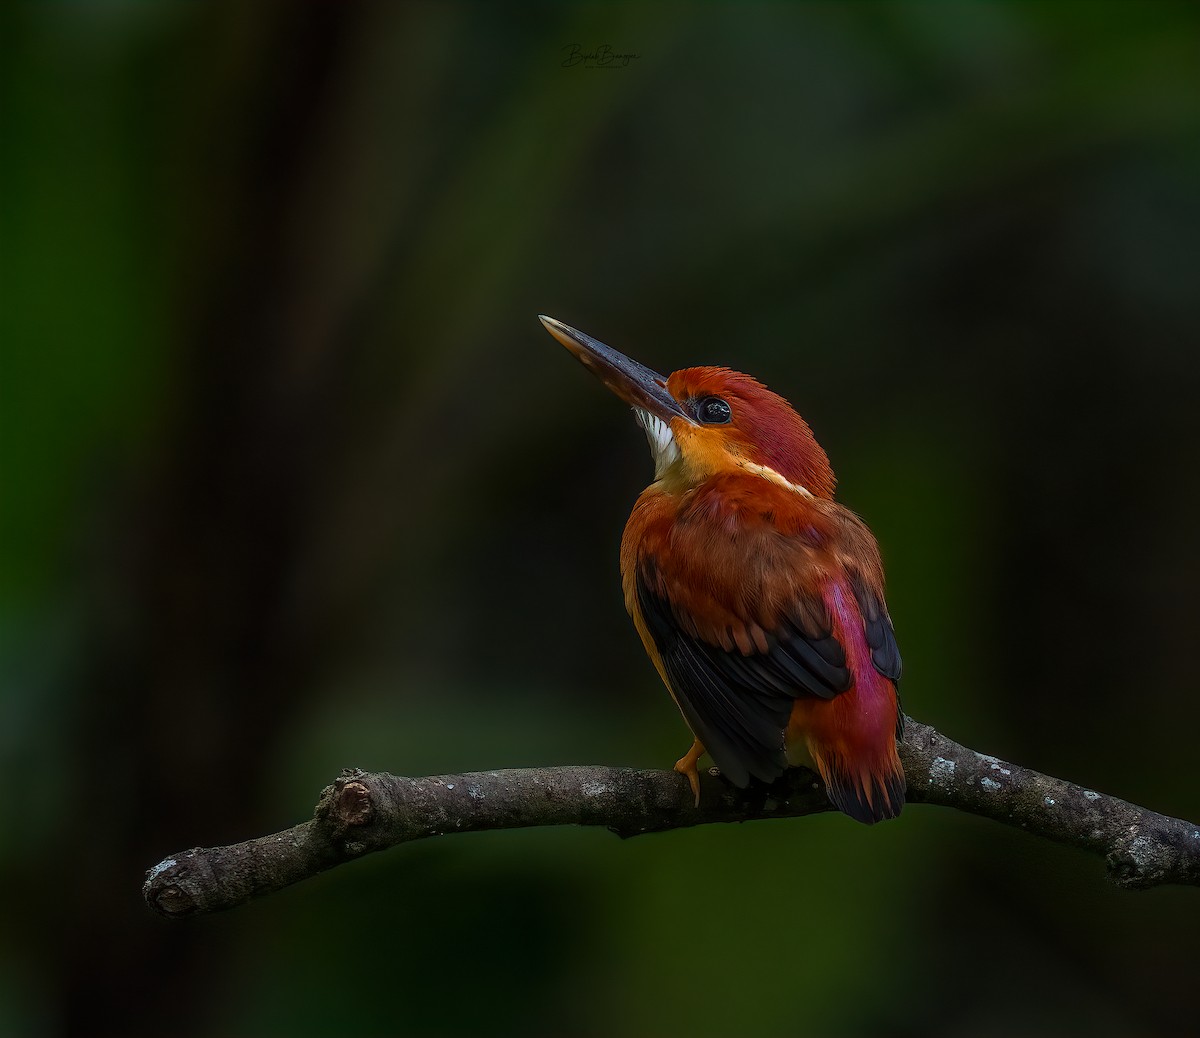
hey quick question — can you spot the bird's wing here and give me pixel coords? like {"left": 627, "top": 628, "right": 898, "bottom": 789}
{"left": 632, "top": 513, "right": 901, "bottom": 787}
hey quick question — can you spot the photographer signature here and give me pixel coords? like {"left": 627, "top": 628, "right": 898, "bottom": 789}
{"left": 561, "top": 44, "right": 639, "bottom": 69}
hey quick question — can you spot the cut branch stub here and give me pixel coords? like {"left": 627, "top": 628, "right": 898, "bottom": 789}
{"left": 320, "top": 770, "right": 375, "bottom": 833}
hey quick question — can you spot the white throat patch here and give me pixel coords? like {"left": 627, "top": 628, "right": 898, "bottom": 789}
{"left": 633, "top": 408, "right": 681, "bottom": 480}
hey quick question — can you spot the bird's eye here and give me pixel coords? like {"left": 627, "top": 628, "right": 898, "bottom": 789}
{"left": 696, "top": 396, "right": 732, "bottom": 424}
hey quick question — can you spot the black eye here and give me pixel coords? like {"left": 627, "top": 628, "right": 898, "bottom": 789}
{"left": 696, "top": 396, "right": 732, "bottom": 424}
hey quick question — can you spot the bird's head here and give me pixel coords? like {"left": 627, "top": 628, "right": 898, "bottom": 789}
{"left": 541, "top": 315, "right": 835, "bottom": 499}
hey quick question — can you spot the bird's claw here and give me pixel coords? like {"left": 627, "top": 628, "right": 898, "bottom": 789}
{"left": 674, "top": 739, "right": 706, "bottom": 807}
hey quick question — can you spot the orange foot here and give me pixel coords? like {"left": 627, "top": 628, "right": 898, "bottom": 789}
{"left": 674, "top": 739, "right": 706, "bottom": 807}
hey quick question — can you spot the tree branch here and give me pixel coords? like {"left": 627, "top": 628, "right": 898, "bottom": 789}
{"left": 142, "top": 718, "right": 1200, "bottom": 917}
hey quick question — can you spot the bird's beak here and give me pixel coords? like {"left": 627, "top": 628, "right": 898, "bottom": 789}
{"left": 539, "top": 315, "right": 688, "bottom": 423}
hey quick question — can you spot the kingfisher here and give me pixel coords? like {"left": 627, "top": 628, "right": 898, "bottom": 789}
{"left": 541, "top": 315, "right": 905, "bottom": 823}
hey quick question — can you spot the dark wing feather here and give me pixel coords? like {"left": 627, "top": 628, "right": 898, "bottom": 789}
{"left": 636, "top": 566, "right": 855, "bottom": 787}
{"left": 852, "top": 575, "right": 902, "bottom": 683}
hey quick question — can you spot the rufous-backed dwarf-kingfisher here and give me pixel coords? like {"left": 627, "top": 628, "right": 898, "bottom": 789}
{"left": 541, "top": 315, "right": 905, "bottom": 823}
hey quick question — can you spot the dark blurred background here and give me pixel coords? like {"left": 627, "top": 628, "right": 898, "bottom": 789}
{"left": 3, "top": 2, "right": 1199, "bottom": 1035}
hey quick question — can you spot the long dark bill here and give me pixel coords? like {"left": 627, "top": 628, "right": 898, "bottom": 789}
{"left": 539, "top": 315, "right": 688, "bottom": 423}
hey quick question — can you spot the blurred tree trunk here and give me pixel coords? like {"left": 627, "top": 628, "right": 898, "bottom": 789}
{"left": 57, "top": 8, "right": 360, "bottom": 1035}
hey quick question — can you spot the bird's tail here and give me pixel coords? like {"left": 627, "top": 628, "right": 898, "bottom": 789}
{"left": 810, "top": 741, "right": 906, "bottom": 825}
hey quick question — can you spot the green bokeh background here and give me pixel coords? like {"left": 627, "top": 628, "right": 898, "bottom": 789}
{"left": 3, "top": 3, "right": 1199, "bottom": 1036}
